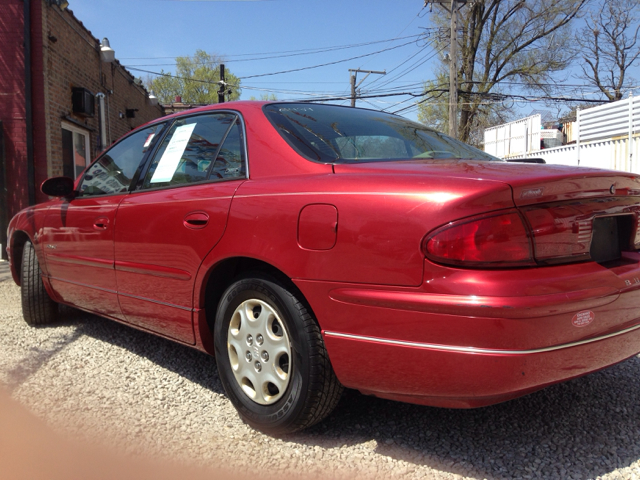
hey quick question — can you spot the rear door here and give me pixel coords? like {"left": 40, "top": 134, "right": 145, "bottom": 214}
{"left": 41, "top": 123, "right": 166, "bottom": 317}
{"left": 114, "top": 112, "right": 247, "bottom": 343}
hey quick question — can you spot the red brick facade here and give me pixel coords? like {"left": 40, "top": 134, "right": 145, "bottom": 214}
{"left": 0, "top": 0, "right": 164, "bottom": 222}
{"left": 0, "top": 1, "right": 30, "bottom": 222}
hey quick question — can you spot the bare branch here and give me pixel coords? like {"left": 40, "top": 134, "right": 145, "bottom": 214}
{"left": 576, "top": 0, "right": 640, "bottom": 101}
{"left": 420, "top": 0, "right": 587, "bottom": 142}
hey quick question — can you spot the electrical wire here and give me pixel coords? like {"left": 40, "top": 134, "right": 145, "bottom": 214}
{"left": 238, "top": 39, "right": 423, "bottom": 79}
{"left": 120, "top": 33, "right": 432, "bottom": 66}
{"left": 127, "top": 39, "right": 420, "bottom": 81}
{"left": 356, "top": 4, "right": 429, "bottom": 71}
{"left": 369, "top": 45, "right": 447, "bottom": 92}
{"left": 365, "top": 37, "right": 439, "bottom": 90}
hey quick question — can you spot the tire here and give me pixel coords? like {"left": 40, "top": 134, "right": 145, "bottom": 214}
{"left": 20, "top": 241, "right": 58, "bottom": 326}
{"left": 214, "top": 273, "right": 342, "bottom": 435}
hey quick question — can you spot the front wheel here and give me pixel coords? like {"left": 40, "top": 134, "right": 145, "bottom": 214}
{"left": 20, "top": 240, "right": 58, "bottom": 325}
{"left": 214, "top": 273, "right": 342, "bottom": 434}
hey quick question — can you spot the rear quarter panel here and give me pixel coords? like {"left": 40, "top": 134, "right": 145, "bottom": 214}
{"left": 193, "top": 172, "right": 515, "bottom": 308}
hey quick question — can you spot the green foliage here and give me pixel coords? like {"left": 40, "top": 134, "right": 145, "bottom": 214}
{"left": 146, "top": 50, "right": 241, "bottom": 104}
{"left": 417, "top": 77, "right": 513, "bottom": 148}
{"left": 417, "top": 77, "right": 449, "bottom": 134}
{"left": 249, "top": 93, "right": 278, "bottom": 101}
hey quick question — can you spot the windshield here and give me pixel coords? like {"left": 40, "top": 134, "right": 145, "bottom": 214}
{"left": 263, "top": 103, "right": 501, "bottom": 164}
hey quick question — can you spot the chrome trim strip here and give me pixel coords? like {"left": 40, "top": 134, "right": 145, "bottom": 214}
{"left": 117, "top": 291, "right": 193, "bottom": 312}
{"left": 324, "top": 324, "right": 640, "bottom": 355}
{"left": 48, "top": 276, "right": 117, "bottom": 295}
{"left": 234, "top": 192, "right": 456, "bottom": 199}
{"left": 45, "top": 253, "right": 114, "bottom": 269}
{"left": 114, "top": 261, "right": 192, "bottom": 281}
{"left": 48, "top": 276, "right": 193, "bottom": 312}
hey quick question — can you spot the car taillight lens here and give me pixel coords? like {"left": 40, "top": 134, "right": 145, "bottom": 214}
{"left": 522, "top": 206, "right": 593, "bottom": 263}
{"left": 424, "top": 210, "right": 535, "bottom": 267}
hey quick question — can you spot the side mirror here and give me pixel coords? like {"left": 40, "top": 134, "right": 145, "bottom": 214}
{"left": 41, "top": 176, "right": 75, "bottom": 197}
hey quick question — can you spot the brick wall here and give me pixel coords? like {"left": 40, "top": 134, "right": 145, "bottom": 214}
{"left": 42, "top": 2, "right": 164, "bottom": 180}
{"left": 1, "top": 1, "right": 164, "bottom": 219}
{"left": 1, "top": 1, "right": 164, "bottom": 220}
{"left": 0, "top": 1, "right": 28, "bottom": 218}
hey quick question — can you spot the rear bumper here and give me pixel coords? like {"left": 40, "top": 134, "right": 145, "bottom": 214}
{"left": 295, "top": 266, "right": 640, "bottom": 408}
{"left": 322, "top": 325, "right": 640, "bottom": 408}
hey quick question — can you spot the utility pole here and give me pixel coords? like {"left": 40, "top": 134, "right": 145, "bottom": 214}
{"left": 218, "top": 64, "right": 226, "bottom": 103}
{"left": 348, "top": 69, "right": 386, "bottom": 107}
{"left": 425, "top": 0, "right": 470, "bottom": 139}
{"left": 448, "top": 1, "right": 458, "bottom": 138}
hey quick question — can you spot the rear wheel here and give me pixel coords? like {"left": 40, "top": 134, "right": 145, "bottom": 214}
{"left": 214, "top": 273, "right": 342, "bottom": 434}
{"left": 20, "top": 241, "right": 58, "bottom": 325}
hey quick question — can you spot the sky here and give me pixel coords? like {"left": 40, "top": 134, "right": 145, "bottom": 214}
{"left": 67, "top": 0, "right": 640, "bottom": 124}
{"left": 68, "top": 0, "right": 435, "bottom": 120}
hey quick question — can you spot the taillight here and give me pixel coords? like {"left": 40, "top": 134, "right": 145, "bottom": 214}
{"left": 522, "top": 206, "right": 592, "bottom": 263}
{"left": 424, "top": 210, "right": 534, "bottom": 267}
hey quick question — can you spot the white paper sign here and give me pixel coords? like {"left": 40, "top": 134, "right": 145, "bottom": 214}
{"left": 150, "top": 123, "right": 197, "bottom": 183}
{"left": 143, "top": 133, "right": 155, "bottom": 149}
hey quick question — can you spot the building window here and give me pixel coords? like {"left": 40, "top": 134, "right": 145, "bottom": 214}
{"left": 61, "top": 122, "right": 91, "bottom": 179}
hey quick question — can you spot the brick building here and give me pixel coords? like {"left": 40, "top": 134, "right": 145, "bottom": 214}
{"left": 0, "top": 0, "right": 164, "bottom": 257}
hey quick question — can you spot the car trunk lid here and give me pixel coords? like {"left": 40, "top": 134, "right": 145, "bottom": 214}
{"left": 335, "top": 160, "right": 640, "bottom": 266}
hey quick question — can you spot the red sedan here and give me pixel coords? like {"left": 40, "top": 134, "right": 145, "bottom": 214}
{"left": 7, "top": 102, "right": 640, "bottom": 434}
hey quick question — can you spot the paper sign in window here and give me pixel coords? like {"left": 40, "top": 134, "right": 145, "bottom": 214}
{"left": 150, "top": 123, "right": 197, "bottom": 183}
{"left": 143, "top": 133, "right": 155, "bottom": 149}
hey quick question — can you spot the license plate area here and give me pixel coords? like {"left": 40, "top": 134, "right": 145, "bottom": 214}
{"left": 522, "top": 198, "right": 640, "bottom": 266}
{"left": 591, "top": 215, "right": 634, "bottom": 264}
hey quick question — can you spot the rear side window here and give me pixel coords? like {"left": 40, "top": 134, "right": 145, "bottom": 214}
{"left": 211, "top": 120, "right": 246, "bottom": 180}
{"left": 78, "top": 123, "right": 164, "bottom": 196}
{"left": 141, "top": 113, "right": 246, "bottom": 189}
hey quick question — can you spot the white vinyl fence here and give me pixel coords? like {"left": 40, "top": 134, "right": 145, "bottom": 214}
{"left": 486, "top": 94, "right": 640, "bottom": 173}
{"left": 484, "top": 115, "right": 541, "bottom": 158}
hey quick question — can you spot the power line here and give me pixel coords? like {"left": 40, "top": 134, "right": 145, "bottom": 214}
{"left": 356, "top": 4, "right": 428, "bottom": 71}
{"left": 369, "top": 44, "right": 446, "bottom": 91}
{"left": 365, "top": 36, "right": 440, "bottom": 89}
{"left": 128, "top": 38, "right": 422, "bottom": 81}
{"left": 120, "top": 33, "right": 431, "bottom": 65}
{"left": 238, "top": 39, "right": 422, "bottom": 79}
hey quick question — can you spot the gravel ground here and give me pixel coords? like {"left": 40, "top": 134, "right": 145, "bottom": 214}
{"left": 1, "top": 261, "right": 639, "bottom": 479}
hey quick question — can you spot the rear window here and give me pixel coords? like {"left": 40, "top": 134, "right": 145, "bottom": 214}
{"left": 263, "top": 103, "right": 501, "bottom": 164}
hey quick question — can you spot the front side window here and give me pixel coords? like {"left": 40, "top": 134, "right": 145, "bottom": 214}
{"left": 79, "top": 123, "right": 164, "bottom": 196}
{"left": 142, "top": 112, "right": 246, "bottom": 189}
{"left": 263, "top": 103, "right": 501, "bottom": 163}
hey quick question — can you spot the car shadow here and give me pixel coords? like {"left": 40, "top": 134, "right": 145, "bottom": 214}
{"left": 49, "top": 307, "right": 225, "bottom": 396}
{"left": 295, "top": 356, "right": 640, "bottom": 479}
{"left": 4, "top": 326, "right": 85, "bottom": 390}
{"left": 34, "top": 306, "right": 640, "bottom": 479}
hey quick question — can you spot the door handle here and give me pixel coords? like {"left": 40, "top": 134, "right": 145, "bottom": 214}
{"left": 184, "top": 212, "right": 209, "bottom": 229}
{"left": 93, "top": 217, "right": 109, "bottom": 230}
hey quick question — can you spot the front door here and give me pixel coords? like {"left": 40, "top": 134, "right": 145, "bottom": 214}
{"left": 41, "top": 122, "right": 166, "bottom": 317}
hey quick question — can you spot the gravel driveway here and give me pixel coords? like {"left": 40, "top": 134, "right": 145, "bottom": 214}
{"left": 1, "top": 262, "right": 639, "bottom": 479}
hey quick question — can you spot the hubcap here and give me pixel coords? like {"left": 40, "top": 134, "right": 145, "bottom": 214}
{"left": 227, "top": 299, "right": 292, "bottom": 405}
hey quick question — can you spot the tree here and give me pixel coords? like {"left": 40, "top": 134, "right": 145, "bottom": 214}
{"left": 146, "top": 50, "right": 241, "bottom": 104}
{"left": 249, "top": 93, "right": 278, "bottom": 101}
{"left": 418, "top": 74, "right": 514, "bottom": 147}
{"left": 576, "top": 0, "right": 640, "bottom": 102}
{"left": 417, "top": 78, "right": 449, "bottom": 134}
{"left": 420, "top": 0, "right": 587, "bottom": 143}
